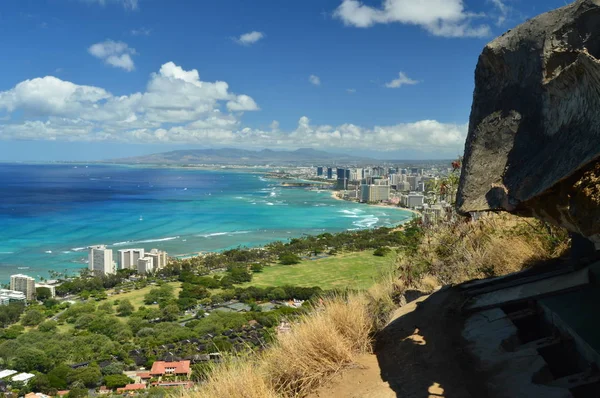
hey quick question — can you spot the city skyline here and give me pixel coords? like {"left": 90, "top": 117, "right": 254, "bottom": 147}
{"left": 0, "top": 0, "right": 568, "bottom": 161}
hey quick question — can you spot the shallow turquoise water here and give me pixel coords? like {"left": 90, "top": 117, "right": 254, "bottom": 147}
{"left": 0, "top": 164, "right": 412, "bottom": 282}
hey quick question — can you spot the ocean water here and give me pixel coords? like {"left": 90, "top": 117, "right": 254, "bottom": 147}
{"left": 0, "top": 164, "right": 413, "bottom": 282}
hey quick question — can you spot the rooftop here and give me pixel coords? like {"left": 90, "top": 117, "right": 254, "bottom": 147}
{"left": 150, "top": 360, "right": 191, "bottom": 375}
{"left": 0, "top": 370, "right": 17, "bottom": 379}
{"left": 117, "top": 383, "right": 147, "bottom": 392}
{"left": 12, "top": 372, "right": 36, "bottom": 382}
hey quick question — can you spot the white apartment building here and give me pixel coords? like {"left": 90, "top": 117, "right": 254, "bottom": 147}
{"left": 10, "top": 274, "right": 35, "bottom": 300}
{"left": 88, "top": 245, "right": 115, "bottom": 276}
{"left": 146, "top": 248, "right": 168, "bottom": 271}
{"left": 137, "top": 257, "right": 154, "bottom": 274}
{"left": 0, "top": 289, "right": 26, "bottom": 305}
{"left": 400, "top": 193, "right": 425, "bottom": 209}
{"left": 360, "top": 183, "right": 390, "bottom": 203}
{"left": 118, "top": 248, "right": 145, "bottom": 270}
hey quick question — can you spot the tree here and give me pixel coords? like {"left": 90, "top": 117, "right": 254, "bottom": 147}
{"left": 14, "top": 347, "right": 51, "bottom": 372}
{"left": 267, "top": 287, "right": 287, "bottom": 301}
{"left": 250, "top": 264, "right": 264, "bottom": 273}
{"left": 117, "top": 299, "right": 134, "bottom": 317}
{"left": 97, "top": 301, "right": 114, "bottom": 313}
{"left": 161, "top": 304, "right": 180, "bottom": 322}
{"left": 68, "top": 365, "right": 102, "bottom": 388}
{"left": 43, "top": 298, "right": 60, "bottom": 309}
{"left": 104, "top": 374, "right": 132, "bottom": 389}
{"left": 101, "top": 362, "right": 125, "bottom": 376}
{"left": 3, "top": 324, "right": 24, "bottom": 339}
{"left": 0, "top": 302, "right": 25, "bottom": 327}
{"left": 279, "top": 253, "right": 301, "bottom": 265}
{"left": 144, "top": 284, "right": 174, "bottom": 305}
{"left": 136, "top": 327, "right": 155, "bottom": 338}
{"left": 38, "top": 320, "right": 58, "bottom": 332}
{"left": 48, "top": 364, "right": 73, "bottom": 389}
{"left": 67, "top": 387, "right": 88, "bottom": 398}
{"left": 36, "top": 287, "right": 52, "bottom": 301}
{"left": 32, "top": 372, "right": 52, "bottom": 394}
{"left": 21, "top": 309, "right": 45, "bottom": 327}
{"left": 373, "top": 247, "right": 391, "bottom": 257}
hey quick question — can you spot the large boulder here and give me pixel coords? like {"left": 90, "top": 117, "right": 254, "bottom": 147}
{"left": 457, "top": 0, "right": 600, "bottom": 243}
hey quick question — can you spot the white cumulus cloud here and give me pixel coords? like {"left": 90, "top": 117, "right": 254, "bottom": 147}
{"left": 235, "top": 31, "right": 265, "bottom": 45}
{"left": 227, "top": 95, "right": 260, "bottom": 112}
{"left": 385, "top": 72, "right": 419, "bottom": 88}
{"left": 334, "top": 0, "right": 490, "bottom": 38}
{"left": 0, "top": 63, "right": 466, "bottom": 155}
{"left": 0, "top": 62, "right": 259, "bottom": 141}
{"left": 88, "top": 40, "right": 136, "bottom": 71}
{"left": 309, "top": 75, "right": 321, "bottom": 86}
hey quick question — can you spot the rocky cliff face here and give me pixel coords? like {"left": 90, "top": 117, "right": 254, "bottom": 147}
{"left": 457, "top": 0, "right": 600, "bottom": 243}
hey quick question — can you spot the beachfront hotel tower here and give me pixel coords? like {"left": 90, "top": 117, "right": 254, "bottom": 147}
{"left": 88, "top": 245, "right": 115, "bottom": 275}
{"left": 147, "top": 248, "right": 167, "bottom": 270}
{"left": 137, "top": 257, "right": 154, "bottom": 274}
{"left": 9, "top": 274, "right": 35, "bottom": 301}
{"left": 118, "top": 248, "right": 145, "bottom": 270}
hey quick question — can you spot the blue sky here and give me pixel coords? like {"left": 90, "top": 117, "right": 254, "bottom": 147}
{"left": 0, "top": 0, "right": 568, "bottom": 161}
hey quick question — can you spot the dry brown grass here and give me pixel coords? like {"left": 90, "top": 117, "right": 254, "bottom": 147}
{"left": 183, "top": 293, "right": 380, "bottom": 398}
{"left": 400, "top": 212, "right": 569, "bottom": 286}
{"left": 191, "top": 360, "right": 278, "bottom": 398}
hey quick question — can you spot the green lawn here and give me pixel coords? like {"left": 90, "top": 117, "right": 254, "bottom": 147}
{"left": 105, "top": 281, "right": 181, "bottom": 310}
{"left": 243, "top": 251, "right": 395, "bottom": 290}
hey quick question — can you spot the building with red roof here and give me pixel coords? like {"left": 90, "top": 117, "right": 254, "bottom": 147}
{"left": 116, "top": 383, "right": 147, "bottom": 393}
{"left": 149, "top": 360, "right": 192, "bottom": 380}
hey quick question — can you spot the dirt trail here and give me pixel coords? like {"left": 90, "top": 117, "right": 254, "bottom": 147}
{"left": 309, "top": 288, "right": 486, "bottom": 398}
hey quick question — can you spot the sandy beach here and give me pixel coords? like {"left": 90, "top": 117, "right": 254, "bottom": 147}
{"left": 330, "top": 191, "right": 421, "bottom": 217}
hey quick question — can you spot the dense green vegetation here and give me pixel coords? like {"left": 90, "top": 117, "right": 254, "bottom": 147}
{"left": 0, "top": 222, "right": 425, "bottom": 396}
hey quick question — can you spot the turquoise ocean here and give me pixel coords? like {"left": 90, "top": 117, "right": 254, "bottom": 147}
{"left": 0, "top": 164, "right": 413, "bottom": 283}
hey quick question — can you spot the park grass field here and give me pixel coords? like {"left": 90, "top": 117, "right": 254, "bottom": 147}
{"left": 104, "top": 281, "right": 181, "bottom": 310}
{"left": 243, "top": 250, "right": 395, "bottom": 290}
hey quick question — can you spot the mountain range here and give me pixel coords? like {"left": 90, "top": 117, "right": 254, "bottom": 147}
{"left": 109, "top": 148, "right": 375, "bottom": 165}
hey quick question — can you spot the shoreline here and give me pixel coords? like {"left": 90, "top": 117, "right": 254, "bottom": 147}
{"left": 0, "top": 170, "right": 414, "bottom": 281}
{"left": 329, "top": 190, "right": 421, "bottom": 218}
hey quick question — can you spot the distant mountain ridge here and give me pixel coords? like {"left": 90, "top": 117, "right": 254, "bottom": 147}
{"left": 109, "top": 148, "right": 375, "bottom": 165}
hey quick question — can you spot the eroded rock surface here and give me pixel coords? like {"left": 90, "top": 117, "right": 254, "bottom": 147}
{"left": 457, "top": 0, "right": 600, "bottom": 242}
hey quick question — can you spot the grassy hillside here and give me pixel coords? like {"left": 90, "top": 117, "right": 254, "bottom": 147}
{"left": 243, "top": 251, "right": 395, "bottom": 290}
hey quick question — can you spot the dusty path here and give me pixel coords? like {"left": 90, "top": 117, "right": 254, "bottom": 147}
{"left": 309, "top": 288, "right": 486, "bottom": 398}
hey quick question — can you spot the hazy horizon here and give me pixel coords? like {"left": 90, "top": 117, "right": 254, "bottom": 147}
{"left": 0, "top": 142, "right": 460, "bottom": 163}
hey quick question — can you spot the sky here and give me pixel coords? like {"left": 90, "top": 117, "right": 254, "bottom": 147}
{"left": 0, "top": 0, "right": 569, "bottom": 161}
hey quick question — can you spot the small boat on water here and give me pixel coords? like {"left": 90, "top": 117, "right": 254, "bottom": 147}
{"left": 139, "top": 216, "right": 144, "bottom": 221}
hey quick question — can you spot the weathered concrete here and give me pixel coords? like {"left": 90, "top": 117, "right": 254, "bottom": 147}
{"left": 464, "top": 268, "right": 590, "bottom": 312}
{"left": 457, "top": 0, "right": 600, "bottom": 242}
{"left": 463, "top": 309, "right": 573, "bottom": 398}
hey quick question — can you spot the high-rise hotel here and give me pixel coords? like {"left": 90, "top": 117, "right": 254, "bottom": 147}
{"left": 118, "top": 248, "right": 145, "bottom": 270}
{"left": 10, "top": 274, "right": 35, "bottom": 301}
{"left": 88, "top": 245, "right": 115, "bottom": 275}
